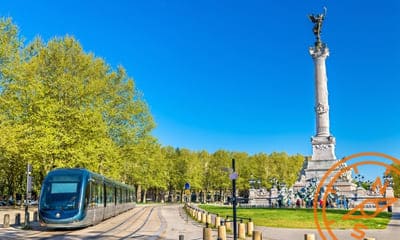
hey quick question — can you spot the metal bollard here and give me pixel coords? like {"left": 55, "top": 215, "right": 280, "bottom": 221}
{"left": 25, "top": 211, "right": 30, "bottom": 224}
{"left": 203, "top": 227, "right": 212, "bottom": 240}
{"left": 3, "top": 214, "right": 10, "bottom": 228}
{"left": 252, "top": 231, "right": 262, "bottom": 240}
{"left": 33, "top": 211, "right": 38, "bottom": 222}
{"left": 304, "top": 233, "right": 315, "bottom": 240}
{"left": 15, "top": 213, "right": 21, "bottom": 225}
{"left": 218, "top": 225, "right": 227, "bottom": 240}
{"left": 247, "top": 221, "right": 254, "bottom": 236}
{"left": 238, "top": 222, "right": 246, "bottom": 239}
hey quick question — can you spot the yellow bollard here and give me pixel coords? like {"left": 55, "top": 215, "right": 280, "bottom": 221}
{"left": 238, "top": 222, "right": 246, "bottom": 239}
{"left": 201, "top": 212, "right": 207, "bottom": 224}
{"left": 218, "top": 225, "right": 227, "bottom": 240}
{"left": 203, "top": 227, "right": 212, "bottom": 240}
{"left": 207, "top": 214, "right": 212, "bottom": 224}
{"left": 215, "top": 216, "right": 221, "bottom": 227}
{"left": 247, "top": 221, "right": 254, "bottom": 236}
{"left": 252, "top": 231, "right": 262, "bottom": 240}
{"left": 225, "top": 221, "right": 232, "bottom": 231}
{"left": 304, "top": 233, "right": 315, "bottom": 240}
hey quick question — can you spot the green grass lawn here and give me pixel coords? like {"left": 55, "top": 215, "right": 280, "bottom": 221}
{"left": 198, "top": 205, "right": 392, "bottom": 229}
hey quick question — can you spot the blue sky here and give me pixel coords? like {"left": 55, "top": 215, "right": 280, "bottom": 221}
{"left": 1, "top": 1, "right": 399, "bottom": 180}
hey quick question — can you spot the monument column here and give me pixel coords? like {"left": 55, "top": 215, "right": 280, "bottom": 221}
{"left": 308, "top": 10, "right": 336, "bottom": 162}
{"left": 310, "top": 46, "right": 330, "bottom": 137}
{"left": 294, "top": 9, "right": 355, "bottom": 196}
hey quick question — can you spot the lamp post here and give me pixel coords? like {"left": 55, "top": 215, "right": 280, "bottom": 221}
{"left": 229, "top": 159, "right": 238, "bottom": 240}
{"left": 257, "top": 179, "right": 261, "bottom": 189}
{"left": 383, "top": 175, "right": 393, "bottom": 187}
{"left": 249, "top": 178, "right": 255, "bottom": 189}
{"left": 383, "top": 174, "right": 394, "bottom": 212}
{"left": 269, "top": 178, "right": 278, "bottom": 207}
{"left": 355, "top": 174, "right": 364, "bottom": 188}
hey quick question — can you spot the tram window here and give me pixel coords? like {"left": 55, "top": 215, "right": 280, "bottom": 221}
{"left": 97, "top": 183, "right": 103, "bottom": 206}
{"left": 52, "top": 182, "right": 77, "bottom": 193}
{"left": 89, "top": 181, "right": 96, "bottom": 208}
{"left": 106, "top": 184, "right": 114, "bottom": 204}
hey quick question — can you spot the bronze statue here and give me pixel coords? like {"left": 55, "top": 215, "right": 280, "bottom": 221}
{"left": 309, "top": 7, "right": 327, "bottom": 45}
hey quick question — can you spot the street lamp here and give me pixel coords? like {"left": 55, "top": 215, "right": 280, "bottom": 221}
{"left": 354, "top": 174, "right": 364, "bottom": 188}
{"left": 257, "top": 179, "right": 261, "bottom": 189}
{"left": 270, "top": 178, "right": 278, "bottom": 189}
{"left": 383, "top": 174, "right": 393, "bottom": 187}
{"left": 249, "top": 178, "right": 255, "bottom": 189}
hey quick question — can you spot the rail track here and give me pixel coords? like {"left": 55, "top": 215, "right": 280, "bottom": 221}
{"left": 0, "top": 205, "right": 169, "bottom": 240}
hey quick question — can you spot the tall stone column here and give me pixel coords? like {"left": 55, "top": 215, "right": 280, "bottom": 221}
{"left": 294, "top": 9, "right": 355, "bottom": 195}
{"left": 310, "top": 45, "right": 336, "bottom": 161}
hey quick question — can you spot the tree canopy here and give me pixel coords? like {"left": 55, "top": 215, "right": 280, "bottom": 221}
{"left": 0, "top": 18, "right": 306, "bottom": 202}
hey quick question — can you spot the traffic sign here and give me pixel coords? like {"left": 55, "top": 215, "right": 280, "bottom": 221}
{"left": 229, "top": 172, "right": 238, "bottom": 180}
{"left": 184, "top": 182, "right": 190, "bottom": 190}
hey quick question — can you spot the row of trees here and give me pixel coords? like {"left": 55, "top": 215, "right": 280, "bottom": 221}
{"left": 0, "top": 18, "right": 306, "bottom": 203}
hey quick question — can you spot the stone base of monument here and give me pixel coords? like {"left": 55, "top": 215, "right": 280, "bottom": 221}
{"left": 293, "top": 154, "right": 357, "bottom": 194}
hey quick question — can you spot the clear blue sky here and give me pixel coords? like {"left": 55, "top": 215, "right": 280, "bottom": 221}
{"left": 2, "top": 1, "right": 399, "bottom": 180}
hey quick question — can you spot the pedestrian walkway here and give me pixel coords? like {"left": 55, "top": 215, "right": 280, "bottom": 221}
{"left": 161, "top": 204, "right": 216, "bottom": 240}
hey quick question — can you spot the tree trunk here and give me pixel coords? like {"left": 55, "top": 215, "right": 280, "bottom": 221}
{"left": 136, "top": 185, "right": 142, "bottom": 203}
{"left": 142, "top": 188, "right": 147, "bottom": 203}
{"left": 180, "top": 190, "right": 184, "bottom": 203}
{"left": 155, "top": 188, "right": 159, "bottom": 202}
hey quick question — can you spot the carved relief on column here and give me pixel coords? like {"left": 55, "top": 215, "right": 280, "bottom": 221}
{"left": 315, "top": 103, "right": 329, "bottom": 114}
{"left": 313, "top": 144, "right": 331, "bottom": 151}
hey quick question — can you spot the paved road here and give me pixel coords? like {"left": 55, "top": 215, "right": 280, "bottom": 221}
{"left": 0, "top": 202, "right": 399, "bottom": 239}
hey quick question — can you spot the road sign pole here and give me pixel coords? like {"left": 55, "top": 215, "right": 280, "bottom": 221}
{"left": 232, "top": 158, "right": 237, "bottom": 240}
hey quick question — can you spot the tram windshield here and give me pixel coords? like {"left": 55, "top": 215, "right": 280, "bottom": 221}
{"left": 40, "top": 174, "right": 82, "bottom": 210}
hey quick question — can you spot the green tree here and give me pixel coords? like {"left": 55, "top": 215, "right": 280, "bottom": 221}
{"left": 0, "top": 18, "right": 156, "bottom": 199}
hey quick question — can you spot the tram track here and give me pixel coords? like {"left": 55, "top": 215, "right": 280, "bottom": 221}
{"left": 11, "top": 206, "right": 154, "bottom": 239}
{"left": 87, "top": 206, "right": 153, "bottom": 239}
{"left": 0, "top": 205, "right": 175, "bottom": 240}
